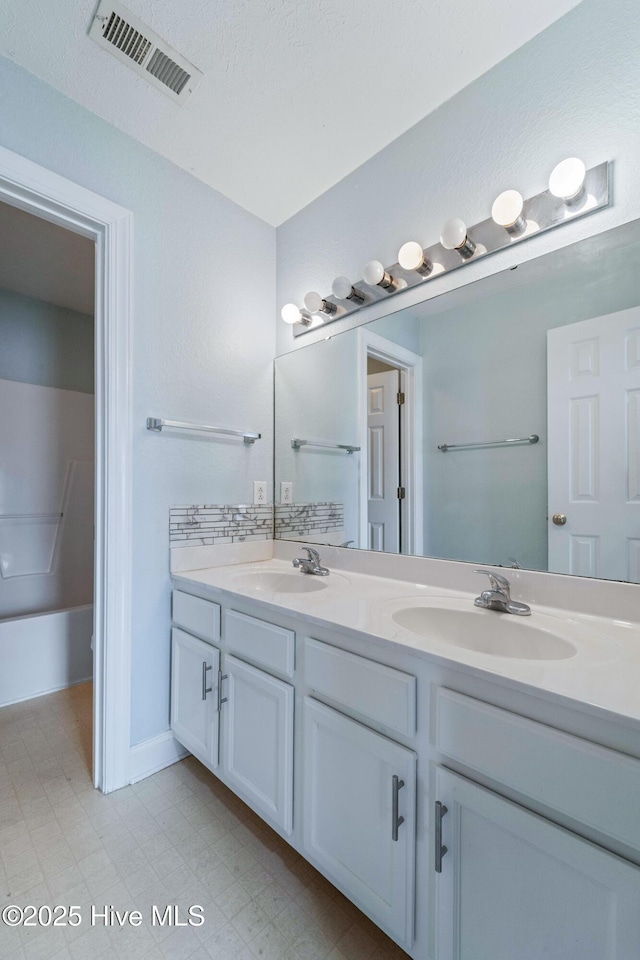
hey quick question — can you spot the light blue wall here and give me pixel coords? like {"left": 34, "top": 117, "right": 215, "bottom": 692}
{"left": 0, "top": 55, "right": 276, "bottom": 746}
{"left": 275, "top": 334, "right": 360, "bottom": 543}
{"left": 274, "top": 310, "right": 422, "bottom": 547}
{"left": 421, "top": 241, "right": 640, "bottom": 570}
{"left": 366, "top": 313, "right": 422, "bottom": 356}
{"left": 276, "top": 0, "right": 640, "bottom": 357}
{"left": 0, "top": 288, "right": 94, "bottom": 393}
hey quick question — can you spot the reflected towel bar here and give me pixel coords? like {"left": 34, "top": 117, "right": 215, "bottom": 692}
{"left": 438, "top": 434, "right": 539, "bottom": 452}
{"left": 147, "top": 418, "right": 261, "bottom": 444}
{"left": 291, "top": 438, "right": 361, "bottom": 454}
{"left": 0, "top": 513, "right": 62, "bottom": 520}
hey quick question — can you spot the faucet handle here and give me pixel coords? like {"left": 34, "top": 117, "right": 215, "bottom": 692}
{"left": 475, "top": 568, "right": 510, "bottom": 593}
{"left": 302, "top": 546, "right": 320, "bottom": 563}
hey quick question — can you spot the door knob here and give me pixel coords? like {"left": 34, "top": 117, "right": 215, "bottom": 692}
{"left": 552, "top": 513, "right": 567, "bottom": 526}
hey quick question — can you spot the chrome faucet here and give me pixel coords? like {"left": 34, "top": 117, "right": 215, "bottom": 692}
{"left": 292, "top": 547, "right": 329, "bottom": 576}
{"left": 474, "top": 569, "right": 531, "bottom": 616}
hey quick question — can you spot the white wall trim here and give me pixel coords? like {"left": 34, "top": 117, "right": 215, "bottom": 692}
{"left": 357, "top": 329, "right": 424, "bottom": 556}
{"left": 0, "top": 145, "right": 133, "bottom": 794}
{"left": 130, "top": 732, "right": 190, "bottom": 784}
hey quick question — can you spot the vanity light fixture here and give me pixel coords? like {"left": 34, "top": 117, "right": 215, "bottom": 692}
{"left": 281, "top": 303, "right": 311, "bottom": 326}
{"left": 491, "top": 190, "right": 526, "bottom": 236}
{"left": 363, "top": 259, "right": 396, "bottom": 289}
{"left": 440, "top": 218, "right": 476, "bottom": 259}
{"left": 283, "top": 156, "right": 610, "bottom": 337}
{"left": 331, "top": 276, "right": 366, "bottom": 303}
{"left": 304, "top": 291, "right": 337, "bottom": 316}
{"left": 548, "top": 157, "right": 587, "bottom": 206}
{"left": 398, "top": 241, "right": 433, "bottom": 275}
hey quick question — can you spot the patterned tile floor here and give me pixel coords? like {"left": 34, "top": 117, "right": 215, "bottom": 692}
{"left": 0, "top": 684, "right": 410, "bottom": 960}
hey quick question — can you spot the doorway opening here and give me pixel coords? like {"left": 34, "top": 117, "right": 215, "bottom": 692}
{"left": 0, "top": 199, "right": 96, "bottom": 783}
{"left": 358, "top": 329, "right": 423, "bottom": 556}
{"left": 0, "top": 144, "right": 132, "bottom": 793}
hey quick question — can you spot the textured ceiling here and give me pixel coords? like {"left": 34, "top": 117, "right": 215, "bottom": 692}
{"left": 0, "top": 0, "right": 583, "bottom": 225}
{"left": 0, "top": 201, "right": 95, "bottom": 314}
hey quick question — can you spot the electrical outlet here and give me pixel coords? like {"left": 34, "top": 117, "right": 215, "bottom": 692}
{"left": 253, "top": 480, "right": 268, "bottom": 505}
{"left": 280, "top": 482, "right": 293, "bottom": 504}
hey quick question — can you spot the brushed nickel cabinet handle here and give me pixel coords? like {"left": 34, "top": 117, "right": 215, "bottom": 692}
{"left": 391, "top": 775, "right": 405, "bottom": 841}
{"left": 201, "top": 662, "right": 212, "bottom": 701}
{"left": 217, "top": 670, "right": 228, "bottom": 712}
{"left": 435, "top": 801, "right": 448, "bottom": 873}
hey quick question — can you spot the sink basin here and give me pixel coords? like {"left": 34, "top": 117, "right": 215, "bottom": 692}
{"left": 391, "top": 599, "right": 577, "bottom": 660}
{"left": 231, "top": 570, "right": 330, "bottom": 594}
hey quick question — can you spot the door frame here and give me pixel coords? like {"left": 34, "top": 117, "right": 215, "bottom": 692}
{"left": 357, "top": 329, "right": 423, "bottom": 555}
{"left": 0, "top": 145, "right": 133, "bottom": 794}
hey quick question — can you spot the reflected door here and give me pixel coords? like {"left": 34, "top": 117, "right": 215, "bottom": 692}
{"left": 367, "top": 370, "right": 400, "bottom": 552}
{"left": 547, "top": 307, "right": 640, "bottom": 580}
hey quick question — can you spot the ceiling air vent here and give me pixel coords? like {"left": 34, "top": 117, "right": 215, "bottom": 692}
{"left": 88, "top": 0, "right": 202, "bottom": 103}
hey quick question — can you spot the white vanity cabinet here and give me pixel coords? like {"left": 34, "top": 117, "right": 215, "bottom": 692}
{"left": 170, "top": 574, "right": 640, "bottom": 960}
{"left": 170, "top": 591, "right": 222, "bottom": 767}
{"left": 221, "top": 653, "right": 294, "bottom": 834}
{"left": 433, "top": 687, "right": 640, "bottom": 959}
{"left": 302, "top": 637, "right": 418, "bottom": 946}
{"left": 434, "top": 767, "right": 640, "bottom": 960}
{"left": 304, "top": 697, "right": 416, "bottom": 946}
{"left": 170, "top": 626, "right": 221, "bottom": 768}
{"left": 220, "top": 608, "right": 295, "bottom": 833}
{"left": 170, "top": 593, "right": 294, "bottom": 833}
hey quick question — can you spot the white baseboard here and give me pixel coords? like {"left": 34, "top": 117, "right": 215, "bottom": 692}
{"left": 129, "top": 730, "right": 190, "bottom": 784}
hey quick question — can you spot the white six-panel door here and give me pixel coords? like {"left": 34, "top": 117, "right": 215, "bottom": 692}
{"left": 435, "top": 767, "right": 640, "bottom": 960}
{"left": 547, "top": 307, "right": 640, "bottom": 580}
{"left": 367, "top": 369, "right": 400, "bottom": 552}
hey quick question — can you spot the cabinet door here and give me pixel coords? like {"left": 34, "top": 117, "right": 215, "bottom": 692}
{"left": 435, "top": 767, "right": 640, "bottom": 960}
{"left": 303, "top": 697, "right": 416, "bottom": 947}
{"left": 221, "top": 654, "right": 294, "bottom": 834}
{"left": 170, "top": 627, "right": 220, "bottom": 768}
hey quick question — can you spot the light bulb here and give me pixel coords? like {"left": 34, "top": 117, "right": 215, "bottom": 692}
{"left": 398, "top": 241, "right": 433, "bottom": 275}
{"left": 491, "top": 190, "right": 526, "bottom": 235}
{"left": 440, "top": 218, "right": 476, "bottom": 259}
{"left": 304, "top": 291, "right": 337, "bottom": 315}
{"left": 548, "top": 157, "right": 586, "bottom": 205}
{"left": 281, "top": 303, "right": 309, "bottom": 326}
{"left": 363, "top": 259, "right": 394, "bottom": 289}
{"left": 331, "top": 276, "right": 365, "bottom": 303}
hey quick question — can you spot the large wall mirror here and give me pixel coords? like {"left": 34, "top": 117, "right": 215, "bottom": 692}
{"left": 274, "top": 219, "right": 640, "bottom": 583}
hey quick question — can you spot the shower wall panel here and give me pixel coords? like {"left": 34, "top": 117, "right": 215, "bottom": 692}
{"left": 0, "top": 378, "right": 94, "bottom": 619}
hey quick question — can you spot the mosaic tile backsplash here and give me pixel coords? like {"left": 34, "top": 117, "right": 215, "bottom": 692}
{"left": 275, "top": 502, "right": 344, "bottom": 539}
{"left": 169, "top": 504, "right": 273, "bottom": 545}
{"left": 170, "top": 501, "right": 345, "bottom": 546}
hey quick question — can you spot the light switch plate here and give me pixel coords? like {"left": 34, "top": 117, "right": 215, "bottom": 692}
{"left": 253, "top": 480, "right": 268, "bottom": 505}
{"left": 280, "top": 482, "right": 293, "bottom": 504}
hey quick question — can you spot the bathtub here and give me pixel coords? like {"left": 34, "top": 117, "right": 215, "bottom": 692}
{"left": 0, "top": 604, "right": 93, "bottom": 707}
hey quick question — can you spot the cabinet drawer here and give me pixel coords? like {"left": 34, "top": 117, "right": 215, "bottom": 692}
{"left": 172, "top": 590, "right": 220, "bottom": 643}
{"left": 224, "top": 609, "right": 295, "bottom": 677}
{"left": 435, "top": 688, "right": 640, "bottom": 850}
{"left": 304, "top": 638, "right": 416, "bottom": 737}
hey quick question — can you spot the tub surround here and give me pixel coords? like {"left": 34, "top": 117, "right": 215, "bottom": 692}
{"left": 171, "top": 540, "right": 640, "bottom": 731}
{"left": 0, "top": 604, "right": 93, "bottom": 707}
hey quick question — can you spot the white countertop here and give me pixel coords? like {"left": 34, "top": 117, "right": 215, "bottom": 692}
{"left": 172, "top": 556, "right": 640, "bottom": 730}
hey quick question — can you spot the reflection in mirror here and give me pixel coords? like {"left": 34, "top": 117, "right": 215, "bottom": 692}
{"left": 275, "top": 220, "right": 640, "bottom": 583}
